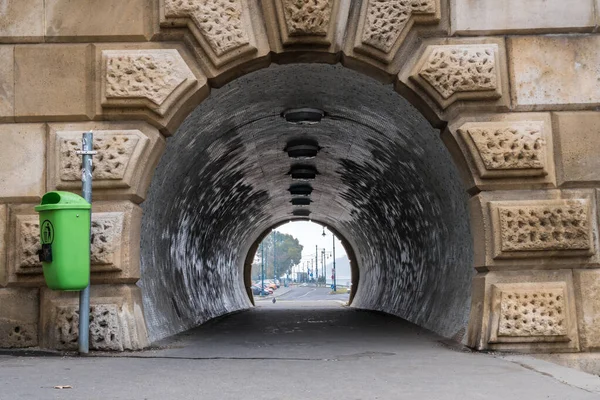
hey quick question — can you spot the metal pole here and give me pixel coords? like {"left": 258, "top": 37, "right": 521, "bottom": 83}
{"left": 332, "top": 234, "right": 336, "bottom": 292}
{"left": 273, "top": 231, "right": 277, "bottom": 283}
{"left": 261, "top": 242, "right": 264, "bottom": 297}
{"left": 315, "top": 246, "right": 318, "bottom": 286}
{"left": 321, "top": 249, "right": 325, "bottom": 287}
{"left": 78, "top": 131, "right": 94, "bottom": 354}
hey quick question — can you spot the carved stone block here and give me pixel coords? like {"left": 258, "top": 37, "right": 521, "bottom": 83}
{"left": 282, "top": 0, "right": 333, "bottom": 36}
{"left": 7, "top": 201, "right": 139, "bottom": 286}
{"left": 90, "top": 213, "right": 124, "bottom": 266}
{"left": 458, "top": 121, "right": 548, "bottom": 179}
{"left": 410, "top": 44, "right": 503, "bottom": 109}
{"left": 354, "top": 0, "right": 440, "bottom": 64}
{"left": 468, "top": 270, "right": 579, "bottom": 352}
{"left": 497, "top": 289, "right": 567, "bottom": 337}
{"left": 471, "top": 191, "right": 599, "bottom": 270}
{"left": 0, "top": 288, "right": 39, "bottom": 348}
{"left": 489, "top": 282, "right": 571, "bottom": 344}
{"left": 101, "top": 50, "right": 197, "bottom": 117}
{"left": 48, "top": 122, "right": 165, "bottom": 203}
{"left": 53, "top": 130, "right": 150, "bottom": 190}
{"left": 13, "top": 212, "right": 124, "bottom": 276}
{"left": 160, "top": 0, "right": 260, "bottom": 69}
{"left": 14, "top": 215, "right": 40, "bottom": 274}
{"left": 273, "top": 0, "right": 338, "bottom": 46}
{"left": 55, "top": 304, "right": 123, "bottom": 351}
{"left": 165, "top": 0, "right": 249, "bottom": 55}
{"left": 40, "top": 285, "right": 149, "bottom": 350}
{"left": 490, "top": 199, "right": 594, "bottom": 259}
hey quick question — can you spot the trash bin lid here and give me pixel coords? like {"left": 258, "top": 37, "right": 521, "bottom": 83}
{"left": 34, "top": 191, "right": 91, "bottom": 212}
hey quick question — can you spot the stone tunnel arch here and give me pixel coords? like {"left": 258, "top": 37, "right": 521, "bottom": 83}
{"left": 0, "top": 0, "right": 597, "bottom": 356}
{"left": 139, "top": 63, "right": 473, "bottom": 343}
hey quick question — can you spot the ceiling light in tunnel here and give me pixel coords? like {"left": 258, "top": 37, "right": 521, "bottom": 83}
{"left": 289, "top": 165, "right": 318, "bottom": 180}
{"left": 288, "top": 183, "right": 313, "bottom": 196}
{"left": 291, "top": 197, "right": 312, "bottom": 206}
{"left": 282, "top": 108, "right": 324, "bottom": 125}
{"left": 284, "top": 138, "right": 320, "bottom": 159}
{"left": 292, "top": 209, "right": 311, "bottom": 217}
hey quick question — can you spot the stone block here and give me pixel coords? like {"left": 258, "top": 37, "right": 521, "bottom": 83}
{"left": 0, "top": 288, "right": 39, "bottom": 348}
{"left": 40, "top": 284, "right": 148, "bottom": 350}
{"left": 491, "top": 199, "right": 593, "bottom": 257}
{"left": 0, "top": 0, "right": 44, "bottom": 43}
{"left": 101, "top": 49, "right": 197, "bottom": 117}
{"left": 342, "top": 0, "right": 448, "bottom": 78}
{"left": 445, "top": 112, "right": 555, "bottom": 192}
{"left": 5, "top": 201, "right": 141, "bottom": 287}
{"left": 0, "top": 204, "right": 6, "bottom": 287}
{"left": 47, "top": 122, "right": 165, "bottom": 203}
{"left": 0, "top": 124, "right": 46, "bottom": 202}
{"left": 262, "top": 0, "right": 345, "bottom": 61}
{"left": 14, "top": 44, "right": 92, "bottom": 121}
{"left": 411, "top": 43, "right": 501, "bottom": 109}
{"left": 474, "top": 270, "right": 579, "bottom": 352}
{"left": 159, "top": 0, "right": 271, "bottom": 84}
{"left": 554, "top": 112, "right": 600, "bottom": 187}
{"left": 509, "top": 35, "right": 600, "bottom": 110}
{"left": 574, "top": 269, "right": 600, "bottom": 351}
{"left": 397, "top": 37, "right": 510, "bottom": 122}
{"left": 93, "top": 44, "right": 210, "bottom": 134}
{"left": 0, "top": 46, "right": 14, "bottom": 120}
{"left": 451, "top": 0, "right": 596, "bottom": 35}
{"left": 45, "top": 0, "right": 149, "bottom": 42}
{"left": 470, "top": 189, "right": 600, "bottom": 270}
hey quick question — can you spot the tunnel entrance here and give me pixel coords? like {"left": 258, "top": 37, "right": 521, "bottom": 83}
{"left": 244, "top": 221, "right": 358, "bottom": 305}
{"left": 139, "top": 64, "right": 473, "bottom": 344}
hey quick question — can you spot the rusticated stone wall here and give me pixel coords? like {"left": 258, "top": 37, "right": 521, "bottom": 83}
{"left": 0, "top": 0, "right": 598, "bottom": 356}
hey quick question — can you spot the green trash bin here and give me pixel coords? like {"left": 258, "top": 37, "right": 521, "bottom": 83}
{"left": 34, "top": 191, "right": 91, "bottom": 291}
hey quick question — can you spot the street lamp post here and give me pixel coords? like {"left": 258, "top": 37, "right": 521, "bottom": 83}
{"left": 321, "top": 249, "right": 325, "bottom": 287}
{"left": 315, "top": 245, "right": 318, "bottom": 286}
{"left": 260, "top": 242, "right": 265, "bottom": 297}
{"left": 273, "top": 231, "right": 277, "bottom": 284}
{"left": 322, "top": 226, "right": 337, "bottom": 292}
{"left": 332, "top": 231, "right": 336, "bottom": 292}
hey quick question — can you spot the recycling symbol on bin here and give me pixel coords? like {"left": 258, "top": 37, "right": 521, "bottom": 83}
{"left": 41, "top": 220, "right": 55, "bottom": 245}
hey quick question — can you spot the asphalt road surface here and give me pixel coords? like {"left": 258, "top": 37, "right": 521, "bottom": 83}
{"left": 256, "top": 285, "right": 350, "bottom": 302}
{"left": 1, "top": 288, "right": 600, "bottom": 399}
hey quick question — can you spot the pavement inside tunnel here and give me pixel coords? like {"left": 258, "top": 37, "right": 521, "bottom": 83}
{"left": 2, "top": 287, "right": 600, "bottom": 399}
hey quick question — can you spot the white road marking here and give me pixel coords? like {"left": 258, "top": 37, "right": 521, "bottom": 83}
{"left": 297, "top": 288, "right": 317, "bottom": 299}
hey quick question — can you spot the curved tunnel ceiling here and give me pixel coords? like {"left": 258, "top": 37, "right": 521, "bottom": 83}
{"left": 140, "top": 64, "right": 473, "bottom": 342}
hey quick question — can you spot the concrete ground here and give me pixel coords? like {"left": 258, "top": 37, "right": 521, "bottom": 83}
{"left": 2, "top": 287, "right": 600, "bottom": 399}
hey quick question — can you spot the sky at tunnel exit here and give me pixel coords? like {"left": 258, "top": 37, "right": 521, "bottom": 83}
{"left": 275, "top": 221, "right": 347, "bottom": 267}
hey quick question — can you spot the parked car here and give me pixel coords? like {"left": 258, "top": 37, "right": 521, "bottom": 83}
{"left": 251, "top": 285, "right": 270, "bottom": 296}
